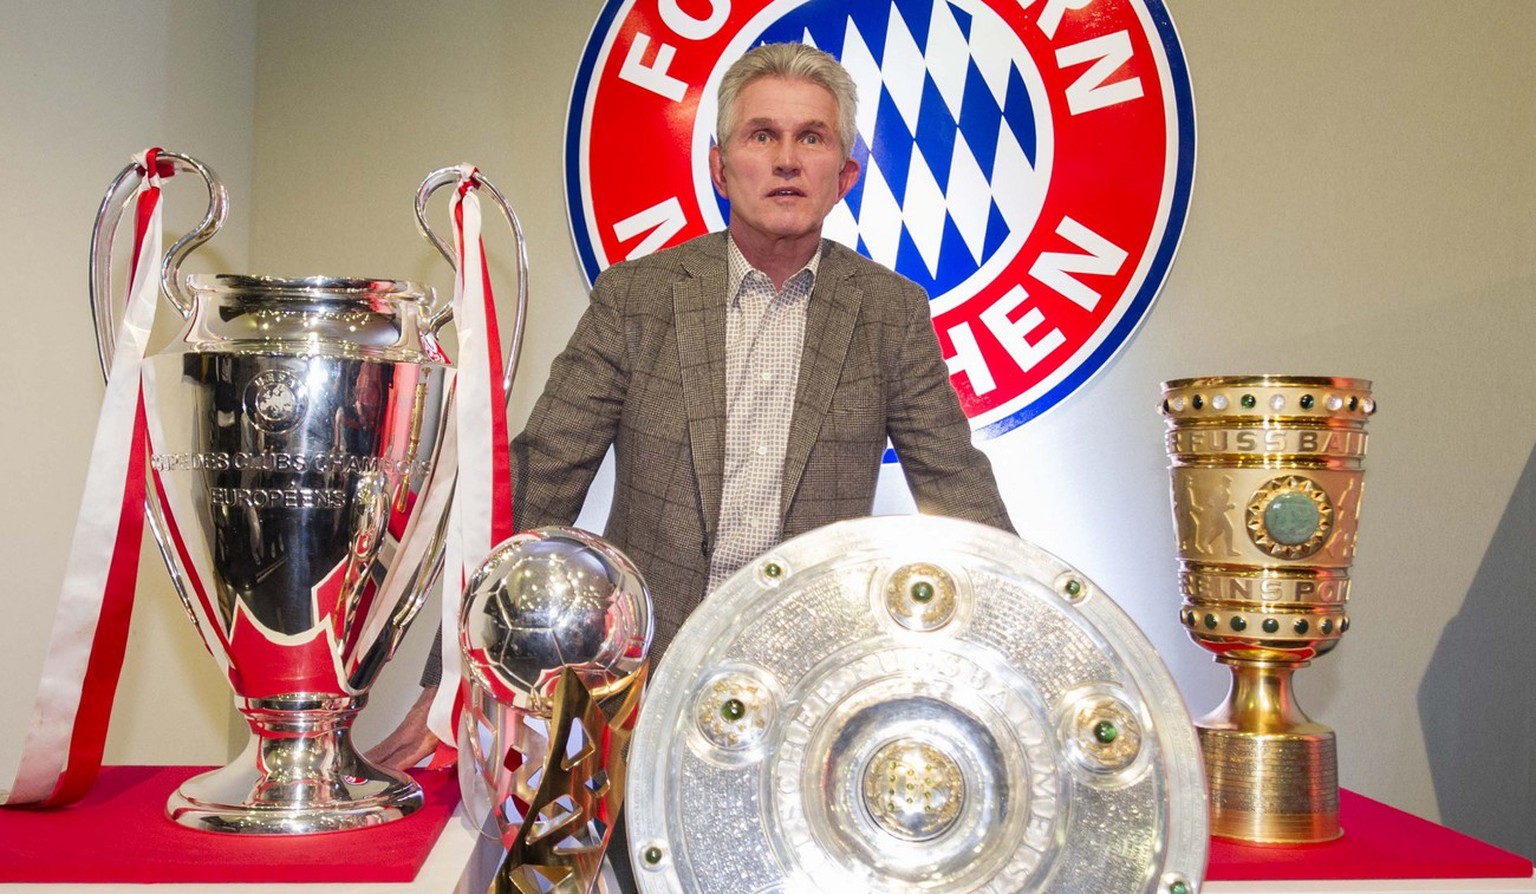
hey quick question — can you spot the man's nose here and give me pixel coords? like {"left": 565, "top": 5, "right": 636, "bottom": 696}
{"left": 773, "top": 139, "right": 801, "bottom": 173}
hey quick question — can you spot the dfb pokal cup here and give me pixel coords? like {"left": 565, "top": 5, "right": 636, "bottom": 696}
{"left": 89, "top": 152, "right": 471, "bottom": 834}
{"left": 1161, "top": 376, "right": 1374, "bottom": 843}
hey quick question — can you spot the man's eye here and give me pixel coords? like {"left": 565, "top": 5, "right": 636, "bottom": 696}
{"left": 804, "top": 133, "right": 822, "bottom": 144}
{"left": 751, "top": 132, "right": 771, "bottom": 143}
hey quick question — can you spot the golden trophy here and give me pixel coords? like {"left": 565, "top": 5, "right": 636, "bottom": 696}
{"left": 1160, "top": 376, "right": 1374, "bottom": 843}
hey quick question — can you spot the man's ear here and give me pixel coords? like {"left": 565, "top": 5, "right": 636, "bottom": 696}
{"left": 837, "top": 156, "right": 861, "bottom": 200}
{"left": 709, "top": 145, "right": 728, "bottom": 198}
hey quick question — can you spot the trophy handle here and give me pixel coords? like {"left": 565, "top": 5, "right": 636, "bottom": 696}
{"left": 414, "top": 166, "right": 528, "bottom": 405}
{"left": 88, "top": 150, "right": 227, "bottom": 378}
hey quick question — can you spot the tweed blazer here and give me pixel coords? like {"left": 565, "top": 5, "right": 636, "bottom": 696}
{"left": 512, "top": 232, "right": 1013, "bottom": 654}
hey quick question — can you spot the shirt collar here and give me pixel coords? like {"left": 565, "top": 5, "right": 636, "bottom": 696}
{"left": 726, "top": 235, "right": 821, "bottom": 304}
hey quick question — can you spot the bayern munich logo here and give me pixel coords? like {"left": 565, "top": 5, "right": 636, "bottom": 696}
{"left": 565, "top": 0, "right": 1194, "bottom": 438}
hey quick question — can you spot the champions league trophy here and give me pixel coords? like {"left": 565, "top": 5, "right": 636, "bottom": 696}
{"left": 1161, "top": 376, "right": 1375, "bottom": 843}
{"left": 626, "top": 516, "right": 1208, "bottom": 893}
{"left": 88, "top": 152, "right": 522, "bottom": 833}
{"left": 458, "top": 528, "right": 653, "bottom": 893}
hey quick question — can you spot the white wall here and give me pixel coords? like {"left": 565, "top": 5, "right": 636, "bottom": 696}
{"left": 2, "top": 0, "right": 1533, "bottom": 863}
{"left": 0, "top": 0, "right": 256, "bottom": 772}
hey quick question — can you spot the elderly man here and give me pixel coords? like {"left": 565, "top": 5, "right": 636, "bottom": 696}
{"left": 372, "top": 41, "right": 1012, "bottom": 838}
{"left": 510, "top": 41, "right": 1013, "bottom": 648}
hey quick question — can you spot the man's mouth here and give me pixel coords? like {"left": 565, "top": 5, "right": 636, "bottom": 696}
{"left": 768, "top": 188, "right": 805, "bottom": 197}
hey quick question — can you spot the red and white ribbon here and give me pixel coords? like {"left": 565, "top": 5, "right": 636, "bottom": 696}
{"left": 427, "top": 166, "right": 514, "bottom": 755}
{"left": 2, "top": 149, "right": 168, "bottom": 806}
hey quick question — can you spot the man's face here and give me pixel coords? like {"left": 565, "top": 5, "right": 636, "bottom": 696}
{"left": 710, "top": 76, "right": 861, "bottom": 251}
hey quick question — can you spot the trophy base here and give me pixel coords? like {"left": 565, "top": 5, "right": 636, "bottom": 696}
{"left": 168, "top": 728, "right": 423, "bottom": 835}
{"left": 1199, "top": 724, "right": 1341, "bottom": 844}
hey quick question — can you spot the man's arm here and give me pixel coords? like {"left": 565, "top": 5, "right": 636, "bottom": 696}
{"left": 885, "top": 277, "right": 1015, "bottom": 533}
{"left": 507, "top": 266, "right": 633, "bottom": 532}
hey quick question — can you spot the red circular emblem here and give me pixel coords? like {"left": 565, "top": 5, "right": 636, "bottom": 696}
{"left": 567, "top": 0, "right": 1194, "bottom": 437}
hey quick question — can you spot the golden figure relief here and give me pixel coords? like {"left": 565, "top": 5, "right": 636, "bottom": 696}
{"left": 1177, "top": 478, "right": 1200, "bottom": 553}
{"left": 1194, "top": 475, "right": 1238, "bottom": 559}
{"left": 1325, "top": 477, "right": 1361, "bottom": 562}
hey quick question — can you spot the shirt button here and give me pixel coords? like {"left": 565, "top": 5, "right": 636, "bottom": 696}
{"left": 755, "top": 445, "right": 767, "bottom": 456}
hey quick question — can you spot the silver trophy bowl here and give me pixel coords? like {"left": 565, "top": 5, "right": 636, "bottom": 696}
{"left": 140, "top": 273, "right": 452, "bottom": 834}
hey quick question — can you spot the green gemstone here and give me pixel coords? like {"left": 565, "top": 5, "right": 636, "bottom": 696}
{"left": 1241, "top": 394, "right": 1257, "bottom": 409}
{"left": 1294, "top": 618, "right": 1310, "bottom": 634}
{"left": 1300, "top": 394, "right": 1315, "bottom": 409}
{"left": 643, "top": 846, "right": 663, "bottom": 865}
{"left": 911, "top": 580, "right": 935, "bottom": 603}
{"left": 1065, "top": 579, "right": 1083, "bottom": 597}
{"left": 1184, "top": 610, "right": 1197, "bottom": 627}
{"left": 1094, "top": 720, "right": 1119, "bottom": 744}
{"left": 1170, "top": 882, "right": 1190, "bottom": 894}
{"left": 1321, "top": 618, "right": 1335, "bottom": 635}
{"left": 1192, "top": 394, "right": 1204, "bottom": 410}
{"left": 1230, "top": 616, "right": 1248, "bottom": 632}
{"left": 1262, "top": 618, "right": 1280, "bottom": 634}
{"left": 1264, "top": 491, "right": 1321, "bottom": 545}
{"left": 1341, "top": 617, "right": 1351, "bottom": 633}
{"left": 720, "top": 698, "right": 746, "bottom": 722}
{"left": 1348, "top": 395, "right": 1360, "bottom": 411}
{"left": 763, "top": 562, "right": 782, "bottom": 579}
{"left": 1204, "top": 613, "right": 1218, "bottom": 630}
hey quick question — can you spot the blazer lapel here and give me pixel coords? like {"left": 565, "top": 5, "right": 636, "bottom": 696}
{"left": 674, "top": 234, "right": 730, "bottom": 544}
{"left": 782, "top": 242, "right": 862, "bottom": 516}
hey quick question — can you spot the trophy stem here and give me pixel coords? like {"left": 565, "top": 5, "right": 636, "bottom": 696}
{"left": 167, "top": 694, "right": 423, "bottom": 834}
{"left": 1198, "top": 658, "right": 1340, "bottom": 844}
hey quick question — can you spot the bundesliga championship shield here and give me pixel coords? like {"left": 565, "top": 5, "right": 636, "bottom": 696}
{"left": 625, "top": 516, "right": 1208, "bottom": 893}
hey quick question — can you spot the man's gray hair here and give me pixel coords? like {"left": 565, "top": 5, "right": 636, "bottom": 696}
{"left": 716, "top": 42, "right": 858, "bottom": 162}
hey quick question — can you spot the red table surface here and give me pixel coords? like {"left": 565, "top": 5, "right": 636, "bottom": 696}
{"left": 0, "top": 770, "right": 1528, "bottom": 885}
{"left": 0, "top": 765, "right": 461, "bottom": 884}
{"left": 1208, "top": 788, "right": 1533, "bottom": 881}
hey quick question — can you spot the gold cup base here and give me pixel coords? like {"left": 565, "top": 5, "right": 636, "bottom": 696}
{"left": 1200, "top": 724, "right": 1341, "bottom": 844}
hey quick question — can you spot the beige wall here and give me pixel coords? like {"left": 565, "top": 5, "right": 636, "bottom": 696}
{"left": 244, "top": 0, "right": 609, "bottom": 754}
{"left": 1020, "top": 1, "right": 1536, "bottom": 857}
{"left": 3, "top": 0, "right": 1533, "bottom": 861}
{"left": 0, "top": 0, "right": 256, "bottom": 771}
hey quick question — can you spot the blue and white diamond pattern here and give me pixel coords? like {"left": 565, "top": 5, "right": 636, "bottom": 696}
{"left": 738, "top": 0, "right": 1053, "bottom": 307}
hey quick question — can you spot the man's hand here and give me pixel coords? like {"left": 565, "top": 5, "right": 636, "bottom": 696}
{"left": 364, "top": 685, "right": 442, "bottom": 770}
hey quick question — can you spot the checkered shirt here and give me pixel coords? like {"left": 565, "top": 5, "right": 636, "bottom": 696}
{"left": 706, "top": 239, "right": 820, "bottom": 590}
